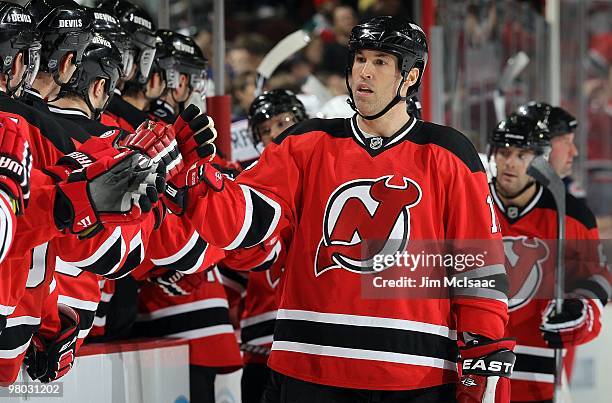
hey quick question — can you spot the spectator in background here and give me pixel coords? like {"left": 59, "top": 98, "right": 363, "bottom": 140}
{"left": 231, "top": 71, "right": 258, "bottom": 121}
{"left": 360, "top": 0, "right": 412, "bottom": 22}
{"left": 319, "top": 5, "right": 357, "bottom": 76}
{"left": 227, "top": 33, "right": 272, "bottom": 76}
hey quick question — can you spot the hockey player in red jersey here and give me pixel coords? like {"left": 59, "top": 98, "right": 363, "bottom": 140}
{"left": 224, "top": 89, "right": 307, "bottom": 403}
{"left": 148, "top": 30, "right": 208, "bottom": 124}
{"left": 487, "top": 114, "right": 610, "bottom": 402}
{"left": 98, "top": 0, "right": 161, "bottom": 132}
{"left": 162, "top": 16, "right": 515, "bottom": 403}
{"left": 21, "top": 0, "right": 94, "bottom": 113}
{"left": 0, "top": 117, "right": 32, "bottom": 265}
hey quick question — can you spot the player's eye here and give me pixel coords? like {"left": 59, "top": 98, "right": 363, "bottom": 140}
{"left": 374, "top": 59, "right": 386, "bottom": 65}
{"left": 355, "top": 56, "right": 366, "bottom": 63}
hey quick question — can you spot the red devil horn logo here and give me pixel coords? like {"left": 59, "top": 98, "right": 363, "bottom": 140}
{"left": 315, "top": 176, "right": 422, "bottom": 276}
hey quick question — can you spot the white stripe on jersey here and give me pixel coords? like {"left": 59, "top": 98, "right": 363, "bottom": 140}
{"left": 165, "top": 324, "right": 235, "bottom": 340}
{"left": 272, "top": 341, "right": 458, "bottom": 371}
{"left": 511, "top": 371, "right": 554, "bottom": 383}
{"left": 0, "top": 190, "right": 14, "bottom": 263}
{"left": 57, "top": 295, "right": 99, "bottom": 311}
{"left": 240, "top": 310, "right": 278, "bottom": 328}
{"left": 136, "top": 298, "right": 228, "bottom": 321}
{"left": 0, "top": 337, "right": 31, "bottom": 359}
{"left": 276, "top": 309, "right": 458, "bottom": 340}
{"left": 150, "top": 230, "right": 198, "bottom": 266}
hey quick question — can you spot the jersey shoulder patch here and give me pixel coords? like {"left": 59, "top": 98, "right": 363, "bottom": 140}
{"left": 410, "top": 121, "right": 485, "bottom": 173}
{"left": 274, "top": 118, "right": 349, "bottom": 145}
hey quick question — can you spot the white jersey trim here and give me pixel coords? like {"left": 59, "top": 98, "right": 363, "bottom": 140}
{"left": 167, "top": 324, "right": 235, "bottom": 340}
{"left": 240, "top": 310, "right": 278, "bottom": 328}
{"left": 136, "top": 298, "right": 228, "bottom": 321}
{"left": 0, "top": 337, "right": 31, "bottom": 359}
{"left": 276, "top": 309, "right": 457, "bottom": 340}
{"left": 57, "top": 295, "right": 99, "bottom": 311}
{"left": 511, "top": 371, "right": 554, "bottom": 383}
{"left": 272, "top": 341, "right": 457, "bottom": 371}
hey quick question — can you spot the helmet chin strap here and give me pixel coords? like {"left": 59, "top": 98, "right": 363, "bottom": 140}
{"left": 346, "top": 71, "right": 408, "bottom": 120}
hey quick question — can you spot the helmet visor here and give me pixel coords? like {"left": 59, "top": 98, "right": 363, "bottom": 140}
{"left": 138, "top": 46, "right": 156, "bottom": 80}
{"left": 190, "top": 70, "right": 208, "bottom": 93}
{"left": 121, "top": 48, "right": 135, "bottom": 78}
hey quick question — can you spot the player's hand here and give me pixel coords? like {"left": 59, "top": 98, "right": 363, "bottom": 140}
{"left": 540, "top": 297, "right": 595, "bottom": 348}
{"left": 148, "top": 270, "right": 208, "bottom": 296}
{"left": 119, "top": 120, "right": 183, "bottom": 179}
{"left": 456, "top": 336, "right": 516, "bottom": 403}
{"left": 44, "top": 137, "right": 120, "bottom": 182}
{"left": 163, "top": 162, "right": 224, "bottom": 215}
{"left": 171, "top": 104, "right": 217, "bottom": 166}
{"left": 24, "top": 304, "right": 79, "bottom": 383}
{"left": 0, "top": 117, "right": 32, "bottom": 215}
{"left": 54, "top": 150, "right": 166, "bottom": 238}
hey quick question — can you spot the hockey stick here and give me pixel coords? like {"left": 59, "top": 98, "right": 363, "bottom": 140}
{"left": 527, "top": 156, "right": 566, "bottom": 403}
{"left": 255, "top": 30, "right": 312, "bottom": 96}
{"left": 493, "top": 51, "right": 530, "bottom": 122}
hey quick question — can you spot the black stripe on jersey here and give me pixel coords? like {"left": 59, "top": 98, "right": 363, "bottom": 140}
{"left": 218, "top": 266, "right": 249, "bottom": 288}
{"left": 573, "top": 278, "right": 610, "bottom": 306}
{"left": 76, "top": 236, "right": 124, "bottom": 276}
{"left": 105, "top": 246, "right": 143, "bottom": 280}
{"left": 514, "top": 353, "right": 555, "bottom": 375}
{"left": 241, "top": 319, "right": 276, "bottom": 343}
{"left": 274, "top": 319, "right": 458, "bottom": 362}
{"left": 156, "top": 236, "right": 208, "bottom": 273}
{"left": 536, "top": 189, "right": 597, "bottom": 230}
{"left": 0, "top": 94, "right": 88, "bottom": 154}
{"left": 106, "top": 96, "right": 149, "bottom": 131}
{"left": 273, "top": 118, "right": 349, "bottom": 145}
{"left": 73, "top": 308, "right": 96, "bottom": 333}
{"left": 0, "top": 322, "right": 39, "bottom": 351}
{"left": 410, "top": 122, "right": 485, "bottom": 173}
{"left": 132, "top": 307, "right": 230, "bottom": 337}
{"left": 237, "top": 189, "right": 279, "bottom": 249}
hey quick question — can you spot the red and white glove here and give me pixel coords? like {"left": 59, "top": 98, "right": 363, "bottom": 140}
{"left": 163, "top": 162, "right": 224, "bottom": 215}
{"left": 171, "top": 104, "right": 217, "bottom": 167}
{"left": 24, "top": 304, "right": 80, "bottom": 383}
{"left": 457, "top": 336, "right": 516, "bottom": 403}
{"left": 54, "top": 150, "right": 165, "bottom": 238}
{"left": 0, "top": 116, "right": 32, "bottom": 215}
{"left": 119, "top": 120, "right": 183, "bottom": 179}
{"left": 148, "top": 269, "right": 209, "bottom": 296}
{"left": 44, "top": 137, "right": 120, "bottom": 182}
{"left": 540, "top": 297, "right": 597, "bottom": 348}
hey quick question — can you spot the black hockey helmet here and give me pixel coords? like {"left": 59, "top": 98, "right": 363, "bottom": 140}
{"left": 153, "top": 30, "right": 208, "bottom": 93}
{"left": 62, "top": 33, "right": 123, "bottom": 119}
{"left": 346, "top": 16, "right": 428, "bottom": 120}
{"left": 248, "top": 89, "right": 307, "bottom": 142}
{"left": 98, "top": 0, "right": 157, "bottom": 85}
{"left": 27, "top": 0, "right": 94, "bottom": 85}
{"left": 489, "top": 113, "right": 551, "bottom": 156}
{"left": 0, "top": 2, "right": 40, "bottom": 95}
{"left": 92, "top": 9, "right": 134, "bottom": 78}
{"left": 516, "top": 101, "right": 577, "bottom": 137}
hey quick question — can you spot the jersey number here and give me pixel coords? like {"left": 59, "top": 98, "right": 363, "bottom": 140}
{"left": 486, "top": 195, "right": 499, "bottom": 234}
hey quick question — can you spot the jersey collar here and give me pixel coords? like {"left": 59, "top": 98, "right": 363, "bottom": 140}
{"left": 48, "top": 105, "right": 90, "bottom": 119}
{"left": 489, "top": 180, "right": 543, "bottom": 222}
{"left": 349, "top": 114, "right": 419, "bottom": 157}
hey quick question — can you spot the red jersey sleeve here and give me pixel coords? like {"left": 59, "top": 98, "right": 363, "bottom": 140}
{"left": 186, "top": 139, "right": 299, "bottom": 250}
{"left": 440, "top": 149, "right": 509, "bottom": 340}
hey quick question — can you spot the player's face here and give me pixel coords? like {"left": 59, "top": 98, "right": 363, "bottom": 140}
{"left": 349, "top": 49, "right": 403, "bottom": 116}
{"left": 549, "top": 132, "right": 577, "bottom": 178}
{"left": 256, "top": 112, "right": 297, "bottom": 146}
{"left": 494, "top": 146, "right": 536, "bottom": 195}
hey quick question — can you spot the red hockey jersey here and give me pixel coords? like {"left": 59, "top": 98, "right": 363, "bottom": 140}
{"left": 489, "top": 182, "right": 610, "bottom": 401}
{"left": 186, "top": 116, "right": 509, "bottom": 390}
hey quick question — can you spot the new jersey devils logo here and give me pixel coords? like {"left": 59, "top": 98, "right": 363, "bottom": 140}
{"left": 503, "top": 236, "right": 549, "bottom": 311}
{"left": 314, "top": 175, "right": 422, "bottom": 276}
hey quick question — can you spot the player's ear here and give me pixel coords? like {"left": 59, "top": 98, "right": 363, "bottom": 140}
{"left": 401, "top": 68, "right": 420, "bottom": 97}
